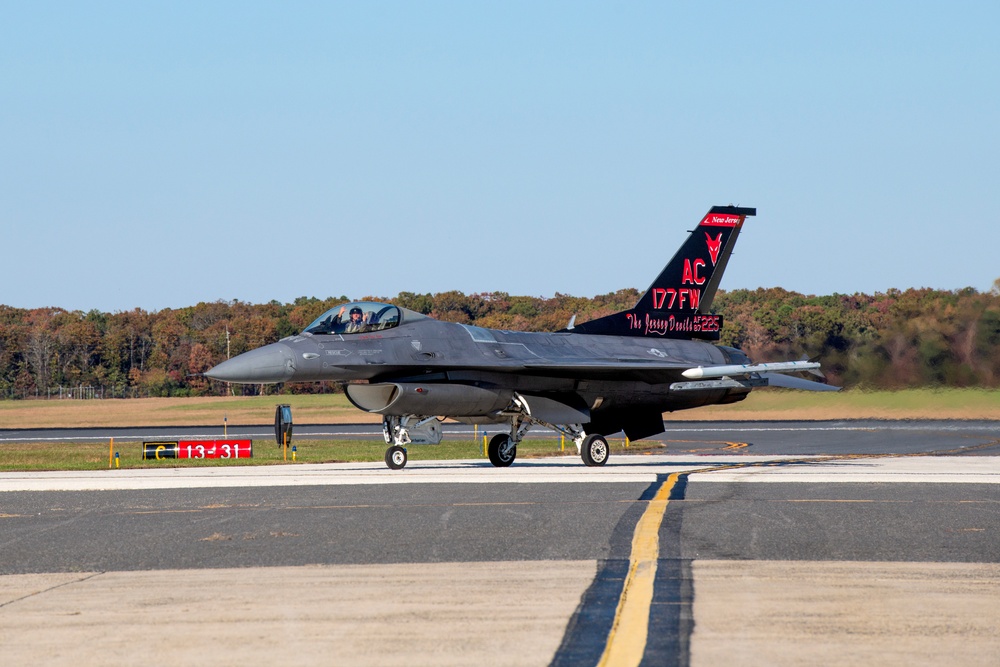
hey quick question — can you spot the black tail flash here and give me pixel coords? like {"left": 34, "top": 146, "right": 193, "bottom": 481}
{"left": 569, "top": 205, "right": 755, "bottom": 340}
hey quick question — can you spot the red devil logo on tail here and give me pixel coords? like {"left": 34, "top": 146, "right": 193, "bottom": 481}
{"left": 705, "top": 233, "right": 723, "bottom": 265}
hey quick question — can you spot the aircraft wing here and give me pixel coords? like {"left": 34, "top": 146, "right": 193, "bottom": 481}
{"left": 514, "top": 358, "right": 839, "bottom": 390}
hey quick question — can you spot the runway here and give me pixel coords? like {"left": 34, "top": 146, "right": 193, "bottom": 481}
{"left": 2, "top": 423, "right": 999, "bottom": 665}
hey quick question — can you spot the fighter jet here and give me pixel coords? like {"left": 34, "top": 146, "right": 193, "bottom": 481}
{"left": 207, "top": 206, "right": 837, "bottom": 469}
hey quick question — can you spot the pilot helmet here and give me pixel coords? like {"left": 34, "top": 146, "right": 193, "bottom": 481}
{"left": 349, "top": 306, "right": 363, "bottom": 317}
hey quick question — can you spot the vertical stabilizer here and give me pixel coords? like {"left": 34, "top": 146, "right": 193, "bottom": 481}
{"left": 568, "top": 205, "right": 755, "bottom": 340}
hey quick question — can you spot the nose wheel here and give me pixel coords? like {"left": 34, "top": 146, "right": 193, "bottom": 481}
{"left": 385, "top": 445, "right": 407, "bottom": 470}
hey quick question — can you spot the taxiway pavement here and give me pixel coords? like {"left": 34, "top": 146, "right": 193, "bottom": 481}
{"left": 1, "top": 423, "right": 999, "bottom": 666}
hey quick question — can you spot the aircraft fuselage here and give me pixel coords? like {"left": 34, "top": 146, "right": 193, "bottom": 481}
{"left": 209, "top": 315, "right": 753, "bottom": 424}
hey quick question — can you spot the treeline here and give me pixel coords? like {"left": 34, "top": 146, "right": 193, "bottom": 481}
{"left": 2, "top": 284, "right": 999, "bottom": 399}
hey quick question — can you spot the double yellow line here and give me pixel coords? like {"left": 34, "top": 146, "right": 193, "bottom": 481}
{"left": 597, "top": 472, "right": 681, "bottom": 667}
{"left": 595, "top": 439, "right": 1000, "bottom": 665}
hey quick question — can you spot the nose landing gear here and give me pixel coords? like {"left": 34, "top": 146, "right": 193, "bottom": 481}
{"left": 385, "top": 445, "right": 407, "bottom": 470}
{"left": 381, "top": 415, "right": 442, "bottom": 470}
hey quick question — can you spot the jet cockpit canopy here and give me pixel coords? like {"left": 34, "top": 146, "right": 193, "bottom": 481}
{"left": 303, "top": 301, "right": 411, "bottom": 335}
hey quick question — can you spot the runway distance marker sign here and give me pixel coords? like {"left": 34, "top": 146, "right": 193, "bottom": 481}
{"left": 142, "top": 440, "right": 253, "bottom": 460}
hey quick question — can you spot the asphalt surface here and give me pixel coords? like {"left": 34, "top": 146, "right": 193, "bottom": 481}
{"left": 3, "top": 480, "right": 998, "bottom": 574}
{"left": 2, "top": 421, "right": 1000, "bottom": 666}
{"left": 0, "top": 483, "right": 645, "bottom": 573}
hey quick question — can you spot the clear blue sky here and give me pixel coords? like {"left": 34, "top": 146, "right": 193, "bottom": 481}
{"left": 3, "top": 1, "right": 998, "bottom": 313}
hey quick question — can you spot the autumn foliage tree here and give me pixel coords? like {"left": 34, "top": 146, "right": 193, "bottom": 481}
{"left": 1, "top": 283, "right": 999, "bottom": 398}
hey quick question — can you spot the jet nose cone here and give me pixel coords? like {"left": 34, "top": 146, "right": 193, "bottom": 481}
{"left": 206, "top": 343, "right": 296, "bottom": 384}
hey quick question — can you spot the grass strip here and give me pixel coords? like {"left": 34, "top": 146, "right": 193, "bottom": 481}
{"left": 0, "top": 437, "right": 666, "bottom": 472}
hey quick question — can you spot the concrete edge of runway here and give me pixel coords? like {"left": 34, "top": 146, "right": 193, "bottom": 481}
{"left": 3, "top": 453, "right": 999, "bottom": 493}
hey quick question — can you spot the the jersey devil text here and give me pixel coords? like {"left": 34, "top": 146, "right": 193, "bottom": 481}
{"left": 626, "top": 312, "right": 721, "bottom": 336}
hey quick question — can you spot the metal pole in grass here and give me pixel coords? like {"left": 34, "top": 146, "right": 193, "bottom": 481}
{"left": 108, "top": 438, "right": 114, "bottom": 469}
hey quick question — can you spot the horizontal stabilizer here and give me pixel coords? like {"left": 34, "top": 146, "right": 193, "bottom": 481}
{"left": 762, "top": 372, "right": 841, "bottom": 392}
{"left": 682, "top": 360, "right": 820, "bottom": 379}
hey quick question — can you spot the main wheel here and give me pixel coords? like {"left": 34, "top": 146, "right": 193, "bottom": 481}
{"left": 487, "top": 433, "right": 516, "bottom": 467}
{"left": 385, "top": 445, "right": 407, "bottom": 470}
{"left": 581, "top": 434, "right": 609, "bottom": 466}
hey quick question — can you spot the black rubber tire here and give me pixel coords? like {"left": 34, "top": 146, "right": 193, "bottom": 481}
{"left": 487, "top": 433, "right": 516, "bottom": 467}
{"left": 581, "top": 434, "right": 609, "bottom": 466}
{"left": 385, "top": 445, "right": 407, "bottom": 470}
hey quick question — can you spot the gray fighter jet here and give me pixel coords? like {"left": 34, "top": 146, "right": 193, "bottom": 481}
{"left": 207, "top": 206, "right": 836, "bottom": 469}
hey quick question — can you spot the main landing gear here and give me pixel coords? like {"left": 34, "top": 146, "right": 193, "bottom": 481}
{"left": 378, "top": 408, "right": 612, "bottom": 470}
{"left": 580, "top": 433, "right": 610, "bottom": 467}
{"left": 485, "top": 407, "right": 611, "bottom": 468}
{"left": 487, "top": 433, "right": 516, "bottom": 467}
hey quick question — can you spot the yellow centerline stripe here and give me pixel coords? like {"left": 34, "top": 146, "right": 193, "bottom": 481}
{"left": 598, "top": 472, "right": 680, "bottom": 667}
{"left": 588, "top": 438, "right": 1000, "bottom": 665}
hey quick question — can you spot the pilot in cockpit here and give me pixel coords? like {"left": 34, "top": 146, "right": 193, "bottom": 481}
{"left": 341, "top": 305, "right": 368, "bottom": 334}
{"left": 307, "top": 303, "right": 398, "bottom": 335}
